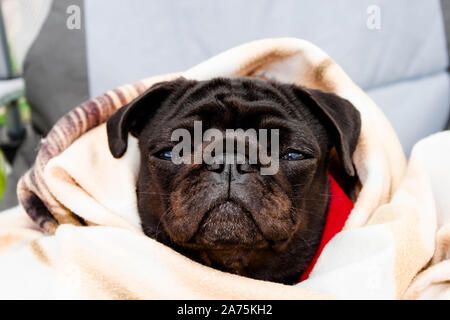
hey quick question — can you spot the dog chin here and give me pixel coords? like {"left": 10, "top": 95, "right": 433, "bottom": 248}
{"left": 183, "top": 201, "right": 269, "bottom": 250}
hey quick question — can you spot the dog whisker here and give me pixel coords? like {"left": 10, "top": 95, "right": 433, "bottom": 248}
{"left": 151, "top": 207, "right": 173, "bottom": 241}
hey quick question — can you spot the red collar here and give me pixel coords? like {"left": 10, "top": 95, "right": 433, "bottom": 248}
{"left": 300, "top": 173, "right": 354, "bottom": 281}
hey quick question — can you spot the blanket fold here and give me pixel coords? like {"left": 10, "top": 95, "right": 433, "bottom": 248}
{"left": 300, "top": 174, "right": 354, "bottom": 282}
{"left": 0, "top": 38, "right": 447, "bottom": 299}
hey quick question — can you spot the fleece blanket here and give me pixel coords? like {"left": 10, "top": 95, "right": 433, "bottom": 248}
{"left": 0, "top": 38, "right": 448, "bottom": 299}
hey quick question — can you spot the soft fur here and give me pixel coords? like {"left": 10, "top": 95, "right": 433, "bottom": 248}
{"left": 106, "top": 77, "right": 361, "bottom": 284}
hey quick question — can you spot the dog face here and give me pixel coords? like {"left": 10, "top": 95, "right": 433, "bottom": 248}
{"left": 107, "top": 78, "right": 360, "bottom": 284}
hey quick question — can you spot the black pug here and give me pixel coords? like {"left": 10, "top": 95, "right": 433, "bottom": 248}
{"left": 106, "top": 77, "right": 361, "bottom": 284}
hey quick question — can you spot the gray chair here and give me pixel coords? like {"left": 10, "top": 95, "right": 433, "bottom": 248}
{"left": 3, "top": 0, "right": 450, "bottom": 209}
{"left": 0, "top": 3, "right": 30, "bottom": 209}
{"left": 0, "top": 4, "right": 26, "bottom": 159}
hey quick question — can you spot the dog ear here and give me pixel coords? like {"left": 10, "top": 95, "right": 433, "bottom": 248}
{"left": 107, "top": 78, "right": 193, "bottom": 158}
{"left": 291, "top": 86, "right": 361, "bottom": 177}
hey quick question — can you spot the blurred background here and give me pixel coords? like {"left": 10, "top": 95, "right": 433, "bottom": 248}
{"left": 0, "top": 0, "right": 449, "bottom": 209}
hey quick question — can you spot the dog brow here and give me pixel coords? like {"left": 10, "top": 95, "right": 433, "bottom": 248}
{"left": 223, "top": 96, "right": 289, "bottom": 118}
{"left": 182, "top": 99, "right": 228, "bottom": 119}
{"left": 258, "top": 117, "right": 294, "bottom": 132}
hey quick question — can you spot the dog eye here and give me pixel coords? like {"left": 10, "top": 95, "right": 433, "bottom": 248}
{"left": 156, "top": 150, "right": 173, "bottom": 160}
{"left": 281, "top": 152, "right": 304, "bottom": 161}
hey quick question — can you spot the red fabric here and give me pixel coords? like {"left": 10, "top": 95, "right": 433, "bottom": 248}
{"left": 300, "top": 173, "right": 354, "bottom": 281}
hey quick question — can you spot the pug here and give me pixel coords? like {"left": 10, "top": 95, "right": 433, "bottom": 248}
{"left": 106, "top": 77, "right": 361, "bottom": 284}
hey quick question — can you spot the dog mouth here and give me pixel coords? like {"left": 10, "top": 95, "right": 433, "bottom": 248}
{"left": 164, "top": 179, "right": 296, "bottom": 251}
{"left": 183, "top": 200, "right": 269, "bottom": 250}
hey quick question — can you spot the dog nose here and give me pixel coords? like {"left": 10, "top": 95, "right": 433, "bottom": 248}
{"left": 206, "top": 162, "right": 255, "bottom": 175}
{"left": 205, "top": 153, "right": 258, "bottom": 184}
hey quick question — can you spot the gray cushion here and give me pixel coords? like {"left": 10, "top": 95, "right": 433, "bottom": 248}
{"left": 367, "top": 72, "right": 449, "bottom": 152}
{"left": 84, "top": 0, "right": 448, "bottom": 95}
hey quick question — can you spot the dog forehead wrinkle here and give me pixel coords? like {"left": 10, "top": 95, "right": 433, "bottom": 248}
{"left": 239, "top": 78, "right": 292, "bottom": 104}
{"left": 181, "top": 98, "right": 228, "bottom": 120}
{"left": 221, "top": 97, "right": 289, "bottom": 120}
{"left": 164, "top": 79, "right": 304, "bottom": 132}
{"left": 171, "top": 79, "right": 232, "bottom": 115}
{"left": 258, "top": 117, "right": 298, "bottom": 132}
{"left": 183, "top": 78, "right": 292, "bottom": 117}
{"left": 273, "top": 83, "right": 313, "bottom": 120}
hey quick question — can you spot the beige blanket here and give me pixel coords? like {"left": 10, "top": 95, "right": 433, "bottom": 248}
{"left": 0, "top": 38, "right": 448, "bottom": 299}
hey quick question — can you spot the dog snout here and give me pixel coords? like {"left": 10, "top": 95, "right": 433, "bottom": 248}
{"left": 206, "top": 161, "right": 257, "bottom": 182}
